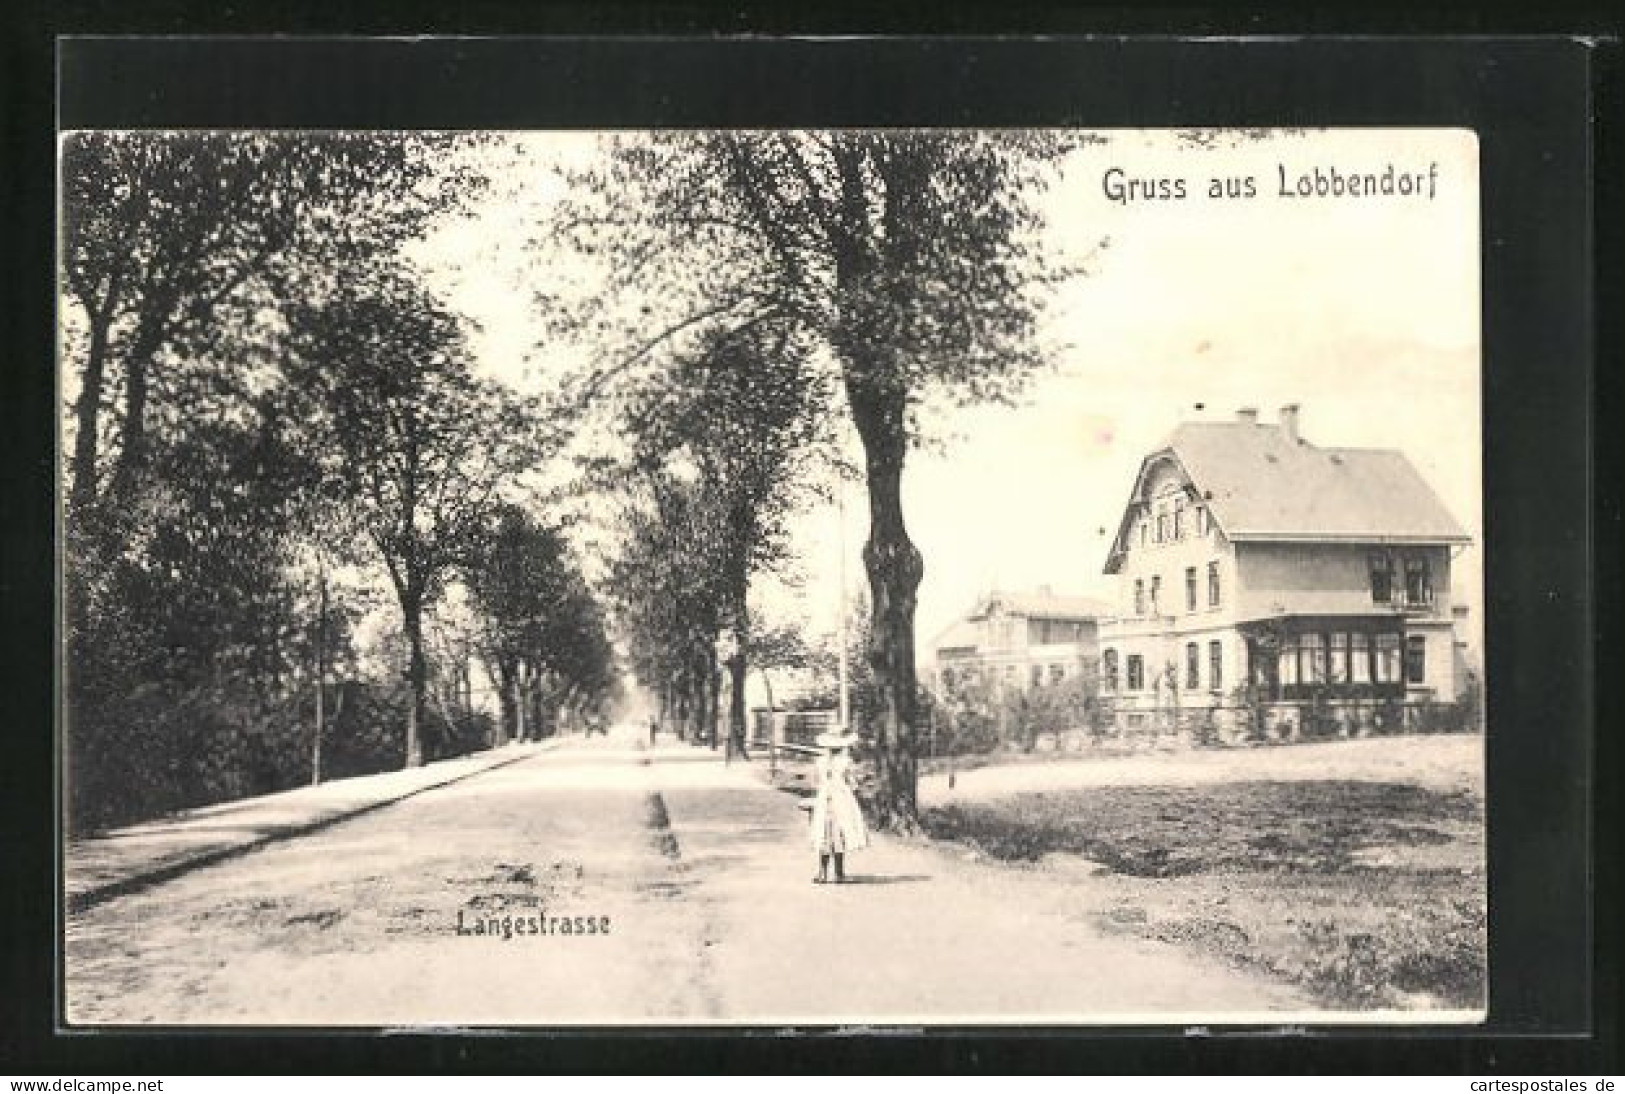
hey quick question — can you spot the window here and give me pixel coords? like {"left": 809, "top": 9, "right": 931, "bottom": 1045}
{"left": 1370, "top": 552, "right": 1394, "bottom": 603}
{"left": 1405, "top": 635, "right": 1427, "bottom": 684}
{"left": 1049, "top": 663, "right": 1066, "bottom": 684}
{"left": 1404, "top": 557, "right": 1433, "bottom": 606}
{"left": 1350, "top": 632, "right": 1371, "bottom": 683}
{"left": 1173, "top": 499, "right": 1185, "bottom": 539}
{"left": 1207, "top": 561, "right": 1221, "bottom": 607}
{"left": 1208, "top": 640, "right": 1223, "bottom": 692}
{"left": 1277, "top": 637, "right": 1300, "bottom": 687}
{"left": 1133, "top": 579, "right": 1145, "bottom": 615}
{"left": 1156, "top": 512, "right": 1168, "bottom": 543}
{"left": 1030, "top": 664, "right": 1044, "bottom": 688}
{"left": 1375, "top": 633, "right": 1401, "bottom": 683}
{"left": 1329, "top": 632, "right": 1350, "bottom": 684}
{"left": 1185, "top": 642, "right": 1200, "bottom": 690}
{"left": 1185, "top": 567, "right": 1198, "bottom": 612}
{"left": 1196, "top": 507, "right": 1208, "bottom": 536}
{"left": 1149, "top": 575, "right": 1162, "bottom": 615}
{"left": 1139, "top": 522, "right": 1148, "bottom": 547}
{"left": 1102, "top": 649, "right": 1119, "bottom": 691}
{"left": 1126, "top": 654, "right": 1145, "bottom": 691}
{"left": 1046, "top": 620, "right": 1079, "bottom": 643}
{"left": 1303, "top": 633, "right": 1328, "bottom": 684}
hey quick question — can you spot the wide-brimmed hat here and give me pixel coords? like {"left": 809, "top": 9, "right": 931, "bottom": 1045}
{"left": 814, "top": 728, "right": 859, "bottom": 750}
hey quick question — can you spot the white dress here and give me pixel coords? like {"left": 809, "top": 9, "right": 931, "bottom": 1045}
{"left": 809, "top": 752, "right": 870, "bottom": 854}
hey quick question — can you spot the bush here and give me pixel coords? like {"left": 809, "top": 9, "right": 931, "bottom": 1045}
{"left": 937, "top": 707, "right": 1002, "bottom": 756}
{"left": 1191, "top": 705, "right": 1224, "bottom": 748}
{"left": 1228, "top": 683, "right": 1271, "bottom": 743}
{"left": 1298, "top": 898, "right": 1485, "bottom": 1009}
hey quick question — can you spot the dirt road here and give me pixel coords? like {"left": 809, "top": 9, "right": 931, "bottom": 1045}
{"left": 65, "top": 728, "right": 1304, "bottom": 1025}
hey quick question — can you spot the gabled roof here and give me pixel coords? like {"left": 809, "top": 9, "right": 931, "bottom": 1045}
{"left": 969, "top": 589, "right": 1114, "bottom": 622}
{"left": 1104, "top": 420, "right": 1470, "bottom": 573}
{"left": 929, "top": 617, "right": 982, "bottom": 655}
{"left": 928, "top": 588, "right": 1109, "bottom": 661}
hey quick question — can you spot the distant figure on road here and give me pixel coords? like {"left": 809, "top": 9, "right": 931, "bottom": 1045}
{"left": 809, "top": 728, "right": 869, "bottom": 884}
{"left": 649, "top": 717, "right": 658, "bottom": 747}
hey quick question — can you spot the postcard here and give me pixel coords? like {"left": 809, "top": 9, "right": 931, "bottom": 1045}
{"left": 60, "top": 124, "right": 1484, "bottom": 1026}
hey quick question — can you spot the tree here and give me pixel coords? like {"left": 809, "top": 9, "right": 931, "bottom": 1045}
{"left": 619, "top": 322, "right": 830, "bottom": 757}
{"left": 558, "top": 131, "right": 1071, "bottom": 826}
{"left": 59, "top": 132, "right": 490, "bottom": 826}
{"left": 744, "top": 621, "right": 815, "bottom": 739}
{"left": 467, "top": 505, "right": 616, "bottom": 744}
{"left": 61, "top": 131, "right": 483, "bottom": 519}
{"left": 610, "top": 469, "right": 730, "bottom": 746}
{"left": 62, "top": 383, "right": 342, "bottom": 830}
{"left": 286, "top": 266, "right": 540, "bottom": 768}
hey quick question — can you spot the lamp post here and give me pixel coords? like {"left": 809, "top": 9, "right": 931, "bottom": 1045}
{"left": 716, "top": 628, "right": 740, "bottom": 764}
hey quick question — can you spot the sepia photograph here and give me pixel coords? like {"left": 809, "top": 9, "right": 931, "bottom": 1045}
{"left": 59, "top": 125, "right": 1485, "bottom": 1027}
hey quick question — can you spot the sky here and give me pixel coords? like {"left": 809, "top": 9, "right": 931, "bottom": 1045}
{"left": 417, "top": 128, "right": 1483, "bottom": 667}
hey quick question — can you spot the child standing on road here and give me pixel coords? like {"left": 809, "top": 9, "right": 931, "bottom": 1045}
{"left": 809, "top": 728, "right": 869, "bottom": 883}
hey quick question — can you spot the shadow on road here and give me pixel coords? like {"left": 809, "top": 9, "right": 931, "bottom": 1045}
{"left": 830, "top": 873, "right": 932, "bottom": 886}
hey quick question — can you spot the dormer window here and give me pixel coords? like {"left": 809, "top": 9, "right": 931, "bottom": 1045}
{"left": 1133, "top": 579, "right": 1145, "bottom": 615}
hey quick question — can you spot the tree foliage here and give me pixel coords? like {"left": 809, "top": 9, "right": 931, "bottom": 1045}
{"left": 467, "top": 505, "right": 617, "bottom": 743}
{"left": 612, "top": 322, "right": 831, "bottom": 754}
{"left": 558, "top": 131, "right": 1070, "bottom": 825}
{"left": 610, "top": 470, "right": 731, "bottom": 745}
{"left": 62, "top": 131, "right": 484, "bottom": 517}
{"left": 61, "top": 133, "right": 496, "bottom": 829}
{"left": 283, "top": 265, "right": 542, "bottom": 767}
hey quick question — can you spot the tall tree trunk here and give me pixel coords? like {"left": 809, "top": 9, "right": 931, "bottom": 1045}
{"left": 695, "top": 665, "right": 709, "bottom": 745}
{"left": 707, "top": 648, "right": 722, "bottom": 750}
{"left": 517, "top": 664, "right": 532, "bottom": 742}
{"left": 690, "top": 662, "right": 705, "bottom": 745}
{"left": 846, "top": 377, "right": 924, "bottom": 831}
{"left": 109, "top": 317, "right": 168, "bottom": 501}
{"left": 727, "top": 585, "right": 750, "bottom": 758}
{"left": 402, "top": 585, "right": 427, "bottom": 768}
{"left": 65, "top": 295, "right": 122, "bottom": 658}
{"left": 727, "top": 649, "right": 749, "bottom": 760}
{"left": 69, "top": 309, "right": 114, "bottom": 519}
{"left": 495, "top": 659, "right": 518, "bottom": 745}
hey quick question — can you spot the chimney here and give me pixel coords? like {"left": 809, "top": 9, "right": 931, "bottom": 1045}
{"left": 1279, "top": 403, "right": 1301, "bottom": 443}
{"left": 1236, "top": 406, "right": 1259, "bottom": 424}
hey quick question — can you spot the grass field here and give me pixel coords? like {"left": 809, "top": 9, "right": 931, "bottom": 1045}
{"left": 920, "top": 776, "right": 1485, "bottom": 1011}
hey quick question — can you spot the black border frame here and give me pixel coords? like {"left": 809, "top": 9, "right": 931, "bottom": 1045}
{"left": 3, "top": 23, "right": 1617, "bottom": 1075}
